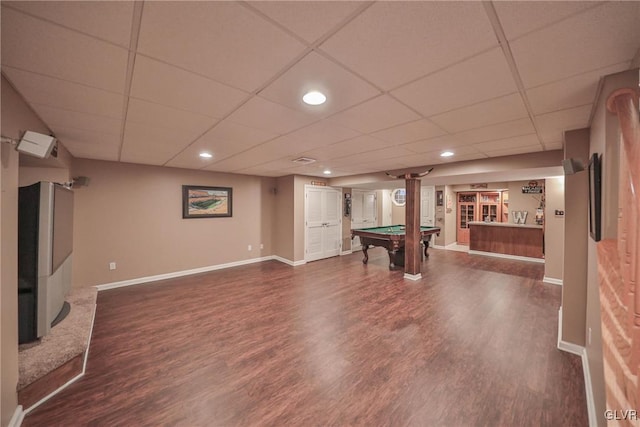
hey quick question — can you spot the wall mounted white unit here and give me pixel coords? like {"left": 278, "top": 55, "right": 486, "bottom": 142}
{"left": 16, "top": 131, "right": 56, "bottom": 159}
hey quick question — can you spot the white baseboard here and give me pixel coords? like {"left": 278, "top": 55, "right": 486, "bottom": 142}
{"left": 557, "top": 307, "right": 596, "bottom": 427}
{"left": 403, "top": 273, "right": 422, "bottom": 281}
{"left": 543, "top": 276, "right": 563, "bottom": 285}
{"left": 24, "top": 301, "right": 98, "bottom": 415}
{"left": 557, "top": 339, "right": 584, "bottom": 356}
{"left": 581, "top": 349, "right": 597, "bottom": 427}
{"left": 468, "top": 250, "right": 545, "bottom": 264}
{"left": 272, "top": 256, "right": 306, "bottom": 267}
{"left": 8, "top": 405, "right": 24, "bottom": 427}
{"left": 96, "top": 256, "right": 276, "bottom": 291}
{"left": 431, "top": 244, "right": 446, "bottom": 250}
{"left": 340, "top": 250, "right": 353, "bottom": 256}
{"left": 556, "top": 307, "right": 584, "bottom": 355}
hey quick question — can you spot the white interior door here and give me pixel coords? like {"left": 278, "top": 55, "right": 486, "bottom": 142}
{"left": 351, "top": 190, "right": 377, "bottom": 250}
{"left": 380, "top": 189, "right": 393, "bottom": 226}
{"left": 305, "top": 186, "right": 341, "bottom": 262}
{"left": 421, "top": 186, "right": 435, "bottom": 227}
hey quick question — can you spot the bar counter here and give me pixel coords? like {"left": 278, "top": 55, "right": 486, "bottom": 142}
{"left": 469, "top": 221, "right": 544, "bottom": 259}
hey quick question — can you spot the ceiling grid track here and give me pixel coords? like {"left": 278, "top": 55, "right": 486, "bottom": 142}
{"left": 482, "top": 1, "right": 547, "bottom": 151}
{"left": 117, "top": 0, "right": 145, "bottom": 161}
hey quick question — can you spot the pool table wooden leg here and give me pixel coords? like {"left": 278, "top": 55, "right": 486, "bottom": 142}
{"left": 362, "top": 245, "right": 369, "bottom": 264}
{"left": 387, "top": 250, "right": 396, "bottom": 270}
{"left": 423, "top": 239, "right": 430, "bottom": 258}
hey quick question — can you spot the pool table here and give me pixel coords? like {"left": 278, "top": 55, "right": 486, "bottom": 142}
{"left": 351, "top": 225, "right": 441, "bottom": 270}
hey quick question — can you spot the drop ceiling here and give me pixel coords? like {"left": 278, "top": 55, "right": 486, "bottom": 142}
{"left": 2, "top": 1, "right": 639, "bottom": 178}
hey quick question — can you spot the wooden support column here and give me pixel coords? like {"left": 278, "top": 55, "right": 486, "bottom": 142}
{"left": 386, "top": 168, "right": 433, "bottom": 281}
{"left": 404, "top": 178, "right": 422, "bottom": 280}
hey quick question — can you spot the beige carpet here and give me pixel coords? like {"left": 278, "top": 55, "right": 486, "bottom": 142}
{"left": 18, "top": 287, "right": 97, "bottom": 390}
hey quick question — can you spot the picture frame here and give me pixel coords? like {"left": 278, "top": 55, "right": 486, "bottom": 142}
{"left": 436, "top": 190, "right": 444, "bottom": 206}
{"left": 182, "top": 185, "right": 232, "bottom": 219}
{"left": 588, "top": 153, "right": 601, "bottom": 242}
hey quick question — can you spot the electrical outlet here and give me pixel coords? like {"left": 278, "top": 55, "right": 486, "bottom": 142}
{"left": 260, "top": 243, "right": 264, "bottom": 249}
{"left": 109, "top": 262, "right": 116, "bottom": 270}
{"left": 248, "top": 245, "right": 252, "bottom": 251}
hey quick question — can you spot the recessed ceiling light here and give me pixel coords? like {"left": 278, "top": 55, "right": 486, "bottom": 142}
{"left": 199, "top": 152, "right": 213, "bottom": 159}
{"left": 323, "top": 169, "right": 332, "bottom": 175}
{"left": 440, "top": 151, "right": 454, "bottom": 157}
{"left": 303, "top": 91, "right": 326, "bottom": 106}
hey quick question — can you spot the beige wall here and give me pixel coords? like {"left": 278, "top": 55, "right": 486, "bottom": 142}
{"left": 274, "top": 175, "right": 295, "bottom": 262}
{"left": 71, "top": 159, "right": 276, "bottom": 287}
{"left": 1, "top": 145, "right": 19, "bottom": 427}
{"left": 544, "top": 177, "right": 565, "bottom": 281}
{"left": 450, "top": 182, "right": 508, "bottom": 192}
{"left": 391, "top": 199, "right": 404, "bottom": 224}
{"left": 19, "top": 166, "right": 71, "bottom": 187}
{"left": 1, "top": 75, "right": 52, "bottom": 425}
{"left": 506, "top": 180, "right": 544, "bottom": 225}
{"left": 562, "top": 128, "right": 590, "bottom": 347}
{"left": 443, "top": 185, "right": 456, "bottom": 246}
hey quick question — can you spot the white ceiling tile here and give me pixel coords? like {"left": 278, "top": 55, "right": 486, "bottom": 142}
{"left": 545, "top": 141, "right": 564, "bottom": 150}
{"left": 393, "top": 149, "right": 486, "bottom": 168}
{"left": 402, "top": 135, "right": 467, "bottom": 154}
{"left": 1, "top": 7, "right": 129, "bottom": 93}
{"left": 204, "top": 144, "right": 284, "bottom": 172}
{"left": 429, "top": 93, "right": 529, "bottom": 133}
{"left": 259, "top": 51, "right": 380, "bottom": 116}
{"left": 137, "top": 2, "right": 306, "bottom": 92}
{"left": 473, "top": 134, "right": 542, "bottom": 153}
{"left": 392, "top": 48, "right": 518, "bottom": 117}
{"left": 248, "top": 1, "right": 365, "bottom": 43}
{"left": 493, "top": 1, "right": 602, "bottom": 41}
{"left": 164, "top": 139, "right": 226, "bottom": 170}
{"left": 51, "top": 126, "right": 121, "bottom": 159}
{"left": 539, "top": 129, "right": 565, "bottom": 147}
{"left": 4, "top": 1, "right": 636, "bottom": 179}
{"left": 167, "top": 120, "right": 280, "bottom": 169}
{"left": 61, "top": 139, "right": 120, "bottom": 162}
{"left": 331, "top": 146, "right": 416, "bottom": 166}
{"left": 227, "top": 97, "right": 317, "bottom": 135}
{"left": 511, "top": 2, "right": 640, "bottom": 88}
{"left": 4, "top": 1, "right": 135, "bottom": 47}
{"left": 3, "top": 67, "right": 124, "bottom": 119}
{"left": 480, "top": 145, "right": 543, "bottom": 158}
{"left": 121, "top": 122, "right": 195, "bottom": 165}
{"left": 281, "top": 120, "right": 361, "bottom": 151}
{"left": 329, "top": 95, "right": 421, "bottom": 133}
{"left": 31, "top": 103, "right": 121, "bottom": 136}
{"left": 199, "top": 120, "right": 278, "bottom": 152}
{"left": 130, "top": 56, "right": 249, "bottom": 119}
{"left": 535, "top": 104, "right": 592, "bottom": 134}
{"left": 526, "top": 62, "right": 628, "bottom": 115}
{"left": 454, "top": 118, "right": 535, "bottom": 145}
{"left": 370, "top": 119, "right": 446, "bottom": 145}
{"left": 320, "top": 2, "right": 497, "bottom": 90}
{"left": 127, "top": 98, "right": 217, "bottom": 138}
{"left": 302, "top": 135, "right": 392, "bottom": 161}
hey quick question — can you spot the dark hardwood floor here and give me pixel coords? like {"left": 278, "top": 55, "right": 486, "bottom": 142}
{"left": 24, "top": 248, "right": 588, "bottom": 426}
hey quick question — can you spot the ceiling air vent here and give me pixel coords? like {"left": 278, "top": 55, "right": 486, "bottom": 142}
{"left": 292, "top": 157, "right": 316, "bottom": 165}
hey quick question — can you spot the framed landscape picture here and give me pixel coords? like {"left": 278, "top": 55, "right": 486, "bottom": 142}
{"left": 182, "top": 185, "right": 232, "bottom": 218}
